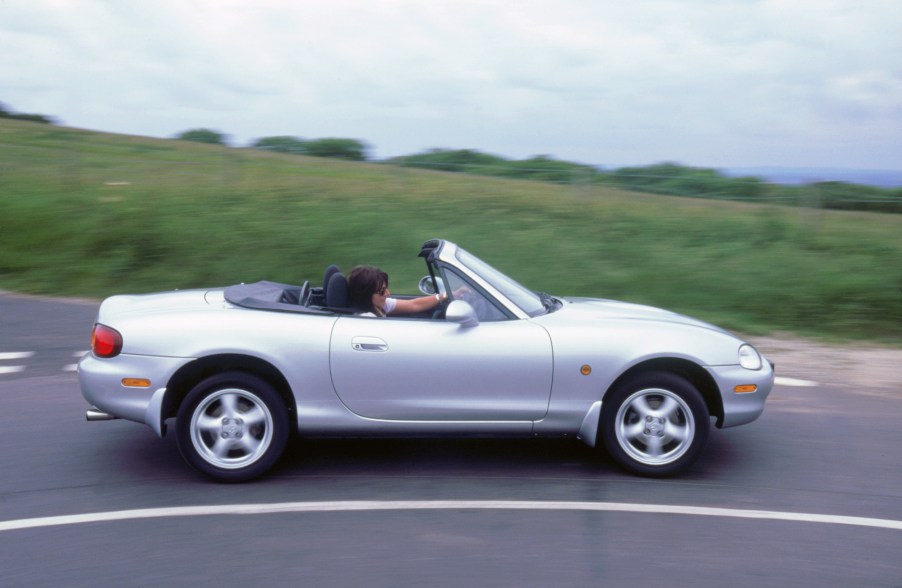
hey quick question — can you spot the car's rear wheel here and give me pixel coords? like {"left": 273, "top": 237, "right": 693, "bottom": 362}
{"left": 600, "top": 371, "right": 709, "bottom": 477}
{"left": 176, "top": 372, "right": 289, "bottom": 482}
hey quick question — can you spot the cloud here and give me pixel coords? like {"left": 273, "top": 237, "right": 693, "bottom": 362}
{"left": 1, "top": 0, "right": 900, "bottom": 168}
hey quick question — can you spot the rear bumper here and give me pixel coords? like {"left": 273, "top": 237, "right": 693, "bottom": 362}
{"left": 78, "top": 353, "right": 193, "bottom": 437}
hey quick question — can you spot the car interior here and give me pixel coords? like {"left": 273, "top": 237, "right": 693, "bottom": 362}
{"left": 224, "top": 261, "right": 438, "bottom": 318}
{"left": 223, "top": 239, "right": 507, "bottom": 321}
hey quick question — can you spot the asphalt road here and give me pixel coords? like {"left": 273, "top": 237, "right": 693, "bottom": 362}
{"left": 1, "top": 291, "right": 900, "bottom": 587}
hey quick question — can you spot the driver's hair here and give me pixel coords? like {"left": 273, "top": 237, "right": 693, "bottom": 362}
{"left": 347, "top": 265, "right": 389, "bottom": 314}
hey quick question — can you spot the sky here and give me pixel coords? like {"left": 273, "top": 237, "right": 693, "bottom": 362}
{"left": 1, "top": 0, "right": 900, "bottom": 170}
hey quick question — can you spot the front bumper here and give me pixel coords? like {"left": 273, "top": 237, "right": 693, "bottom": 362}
{"left": 707, "top": 359, "right": 775, "bottom": 428}
{"left": 78, "top": 353, "right": 194, "bottom": 437}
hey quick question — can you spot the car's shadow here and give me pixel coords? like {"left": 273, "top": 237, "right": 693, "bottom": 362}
{"left": 280, "top": 436, "right": 612, "bottom": 477}
{"left": 102, "top": 423, "right": 745, "bottom": 488}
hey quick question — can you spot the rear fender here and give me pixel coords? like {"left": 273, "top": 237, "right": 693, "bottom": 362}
{"left": 163, "top": 354, "right": 297, "bottom": 432}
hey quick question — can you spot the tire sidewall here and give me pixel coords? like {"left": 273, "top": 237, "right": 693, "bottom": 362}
{"left": 600, "top": 371, "right": 710, "bottom": 477}
{"left": 176, "top": 372, "right": 289, "bottom": 482}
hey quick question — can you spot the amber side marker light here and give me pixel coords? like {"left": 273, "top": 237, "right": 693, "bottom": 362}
{"left": 580, "top": 365, "right": 592, "bottom": 376}
{"left": 734, "top": 385, "right": 758, "bottom": 394}
{"left": 122, "top": 378, "right": 151, "bottom": 388}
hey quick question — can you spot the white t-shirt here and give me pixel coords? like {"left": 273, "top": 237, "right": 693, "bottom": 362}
{"left": 359, "top": 297, "right": 397, "bottom": 317}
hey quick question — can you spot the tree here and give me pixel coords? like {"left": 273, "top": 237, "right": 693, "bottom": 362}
{"left": 305, "top": 138, "right": 368, "bottom": 161}
{"left": 507, "top": 155, "right": 596, "bottom": 184}
{"left": 8, "top": 113, "right": 56, "bottom": 124}
{"left": 175, "top": 128, "right": 228, "bottom": 145}
{"left": 251, "top": 136, "right": 308, "bottom": 154}
{"left": 392, "top": 148, "right": 508, "bottom": 173}
{"left": 0, "top": 101, "right": 57, "bottom": 124}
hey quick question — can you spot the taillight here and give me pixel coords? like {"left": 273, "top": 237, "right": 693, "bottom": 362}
{"left": 91, "top": 324, "right": 123, "bottom": 358}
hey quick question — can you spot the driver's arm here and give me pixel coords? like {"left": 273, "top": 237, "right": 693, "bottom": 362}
{"left": 388, "top": 293, "right": 448, "bottom": 315}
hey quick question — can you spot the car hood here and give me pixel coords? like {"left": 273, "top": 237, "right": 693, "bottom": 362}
{"left": 559, "top": 297, "right": 731, "bottom": 335}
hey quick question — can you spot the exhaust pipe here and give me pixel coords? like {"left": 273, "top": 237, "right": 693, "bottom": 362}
{"left": 86, "top": 407, "right": 120, "bottom": 421}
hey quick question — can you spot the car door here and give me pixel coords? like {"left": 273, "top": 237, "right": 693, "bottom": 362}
{"left": 329, "top": 314, "right": 553, "bottom": 421}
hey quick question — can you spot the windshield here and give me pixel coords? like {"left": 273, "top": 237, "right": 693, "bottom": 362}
{"left": 455, "top": 249, "right": 546, "bottom": 316}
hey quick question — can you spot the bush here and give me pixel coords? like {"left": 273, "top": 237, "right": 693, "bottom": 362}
{"left": 175, "top": 128, "right": 228, "bottom": 145}
{"left": 504, "top": 155, "right": 597, "bottom": 184}
{"left": 390, "top": 149, "right": 596, "bottom": 183}
{"left": 305, "top": 138, "right": 368, "bottom": 161}
{"left": 0, "top": 101, "right": 57, "bottom": 124}
{"left": 7, "top": 113, "right": 56, "bottom": 124}
{"left": 391, "top": 149, "right": 509, "bottom": 173}
{"left": 812, "top": 181, "right": 902, "bottom": 214}
{"left": 251, "top": 136, "right": 308, "bottom": 155}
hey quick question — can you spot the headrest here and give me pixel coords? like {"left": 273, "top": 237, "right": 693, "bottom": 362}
{"left": 325, "top": 272, "right": 348, "bottom": 308}
{"left": 322, "top": 264, "right": 340, "bottom": 296}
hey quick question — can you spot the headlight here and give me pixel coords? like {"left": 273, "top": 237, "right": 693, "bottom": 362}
{"left": 738, "top": 344, "right": 762, "bottom": 370}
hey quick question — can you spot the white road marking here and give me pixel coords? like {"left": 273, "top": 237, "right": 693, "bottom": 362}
{"left": 64, "top": 351, "right": 89, "bottom": 372}
{"left": 1, "top": 501, "right": 899, "bottom": 533}
{"left": 0, "top": 352, "right": 34, "bottom": 361}
{"left": 0, "top": 351, "right": 90, "bottom": 374}
{"left": 0, "top": 351, "right": 31, "bottom": 374}
{"left": 775, "top": 377, "right": 819, "bottom": 387}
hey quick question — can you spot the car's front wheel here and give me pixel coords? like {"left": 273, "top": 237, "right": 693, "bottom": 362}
{"left": 176, "top": 372, "right": 289, "bottom": 482}
{"left": 600, "top": 371, "right": 710, "bottom": 477}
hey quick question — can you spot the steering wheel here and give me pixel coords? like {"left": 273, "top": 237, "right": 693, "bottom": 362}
{"left": 432, "top": 296, "right": 450, "bottom": 319}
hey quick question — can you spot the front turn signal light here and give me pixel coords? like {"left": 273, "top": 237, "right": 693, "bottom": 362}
{"left": 734, "top": 384, "right": 758, "bottom": 394}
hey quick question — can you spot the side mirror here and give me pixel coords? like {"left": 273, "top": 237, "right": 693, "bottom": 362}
{"left": 445, "top": 300, "right": 479, "bottom": 328}
{"left": 418, "top": 275, "right": 446, "bottom": 296}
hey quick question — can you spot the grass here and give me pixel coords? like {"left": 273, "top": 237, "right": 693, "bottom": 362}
{"left": 1, "top": 119, "right": 900, "bottom": 343}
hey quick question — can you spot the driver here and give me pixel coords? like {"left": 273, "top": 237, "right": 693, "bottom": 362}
{"left": 347, "top": 266, "right": 447, "bottom": 317}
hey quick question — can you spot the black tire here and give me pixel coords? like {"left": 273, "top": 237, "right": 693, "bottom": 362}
{"left": 600, "top": 371, "right": 709, "bottom": 477}
{"left": 176, "top": 372, "right": 289, "bottom": 482}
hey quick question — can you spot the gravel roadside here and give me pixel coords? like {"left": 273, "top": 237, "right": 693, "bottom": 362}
{"left": 750, "top": 335, "right": 901, "bottom": 395}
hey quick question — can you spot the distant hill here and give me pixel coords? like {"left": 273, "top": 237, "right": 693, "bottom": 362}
{"left": 722, "top": 167, "right": 902, "bottom": 188}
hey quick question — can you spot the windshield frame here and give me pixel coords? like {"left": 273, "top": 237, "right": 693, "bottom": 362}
{"left": 451, "top": 247, "right": 547, "bottom": 318}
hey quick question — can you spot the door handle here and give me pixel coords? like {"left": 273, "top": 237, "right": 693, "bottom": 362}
{"left": 351, "top": 337, "right": 388, "bottom": 352}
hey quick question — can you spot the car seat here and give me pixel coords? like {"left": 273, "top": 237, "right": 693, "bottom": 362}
{"left": 325, "top": 271, "right": 350, "bottom": 309}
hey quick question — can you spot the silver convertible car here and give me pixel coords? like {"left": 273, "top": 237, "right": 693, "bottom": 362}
{"left": 79, "top": 239, "right": 773, "bottom": 481}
